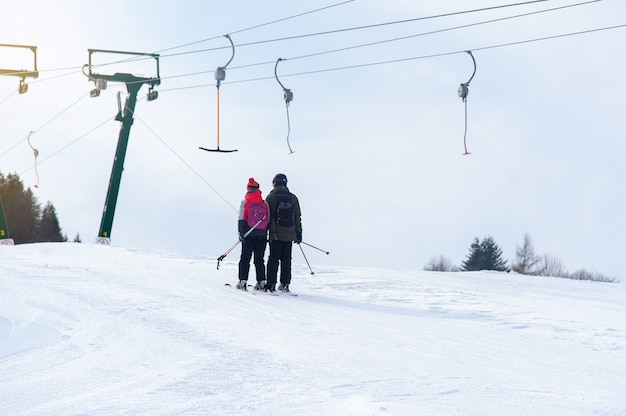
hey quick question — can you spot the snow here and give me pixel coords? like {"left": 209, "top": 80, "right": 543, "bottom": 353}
{"left": 1, "top": 243, "right": 625, "bottom": 416}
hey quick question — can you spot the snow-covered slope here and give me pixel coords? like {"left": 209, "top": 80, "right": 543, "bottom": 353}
{"left": 1, "top": 243, "right": 625, "bottom": 415}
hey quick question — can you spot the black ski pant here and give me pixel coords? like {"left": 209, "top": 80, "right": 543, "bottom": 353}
{"left": 267, "top": 240, "right": 292, "bottom": 287}
{"left": 238, "top": 238, "right": 267, "bottom": 282}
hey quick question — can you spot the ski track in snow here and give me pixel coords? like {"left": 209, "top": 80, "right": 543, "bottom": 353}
{"left": 1, "top": 243, "right": 625, "bottom": 415}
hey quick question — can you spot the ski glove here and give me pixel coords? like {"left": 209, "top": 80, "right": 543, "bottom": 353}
{"left": 239, "top": 232, "right": 246, "bottom": 242}
{"left": 295, "top": 232, "right": 302, "bottom": 244}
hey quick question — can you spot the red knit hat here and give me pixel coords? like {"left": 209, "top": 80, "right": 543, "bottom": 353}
{"left": 247, "top": 177, "right": 259, "bottom": 191}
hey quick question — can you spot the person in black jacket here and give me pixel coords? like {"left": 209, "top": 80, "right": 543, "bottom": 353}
{"left": 264, "top": 173, "right": 302, "bottom": 293}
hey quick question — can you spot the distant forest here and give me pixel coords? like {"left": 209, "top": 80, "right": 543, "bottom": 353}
{"left": 0, "top": 171, "right": 69, "bottom": 243}
{"left": 425, "top": 234, "right": 619, "bottom": 283}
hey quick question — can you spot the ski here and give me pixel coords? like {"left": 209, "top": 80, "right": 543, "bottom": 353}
{"left": 224, "top": 283, "right": 279, "bottom": 296}
{"left": 224, "top": 283, "right": 297, "bottom": 296}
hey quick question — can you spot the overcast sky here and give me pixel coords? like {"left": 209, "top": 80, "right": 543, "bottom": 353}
{"left": 1, "top": 0, "right": 625, "bottom": 278}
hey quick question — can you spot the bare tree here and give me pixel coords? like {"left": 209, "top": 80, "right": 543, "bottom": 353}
{"left": 536, "top": 254, "right": 568, "bottom": 278}
{"left": 424, "top": 254, "right": 459, "bottom": 272}
{"left": 568, "top": 269, "right": 618, "bottom": 283}
{"left": 512, "top": 233, "right": 541, "bottom": 275}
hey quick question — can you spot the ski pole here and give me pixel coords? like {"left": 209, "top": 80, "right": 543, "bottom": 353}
{"left": 302, "top": 241, "right": 329, "bottom": 255}
{"left": 217, "top": 215, "right": 266, "bottom": 270}
{"left": 217, "top": 242, "right": 239, "bottom": 270}
{"left": 298, "top": 243, "right": 314, "bottom": 275}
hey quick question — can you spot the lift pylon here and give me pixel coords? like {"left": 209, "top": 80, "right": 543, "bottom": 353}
{"left": 0, "top": 43, "right": 38, "bottom": 94}
{"left": 0, "top": 43, "right": 38, "bottom": 245}
{"left": 83, "top": 49, "right": 160, "bottom": 244}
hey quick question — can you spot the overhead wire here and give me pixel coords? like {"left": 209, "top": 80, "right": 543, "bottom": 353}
{"left": 230, "top": 0, "right": 602, "bottom": 68}
{"left": 9, "top": 17, "right": 620, "bottom": 192}
{"left": 0, "top": 90, "right": 17, "bottom": 107}
{"left": 210, "top": 0, "right": 554, "bottom": 50}
{"left": 5, "top": 0, "right": 598, "bottom": 91}
{"left": 83, "top": 0, "right": 357, "bottom": 73}
{"left": 471, "top": 23, "right": 626, "bottom": 52}
{"left": 145, "top": 0, "right": 606, "bottom": 90}
{"left": 0, "top": 1, "right": 353, "bottom": 92}
{"left": 153, "top": 0, "right": 356, "bottom": 55}
{"left": 0, "top": 91, "right": 90, "bottom": 159}
{"left": 113, "top": 15, "right": 626, "bottom": 215}
{"left": 0, "top": 0, "right": 619, "bottom": 231}
{"left": 2, "top": 2, "right": 359, "bottom": 194}
{"left": 2, "top": 0, "right": 618, "bottom": 184}
{"left": 0, "top": 115, "right": 113, "bottom": 191}
{"left": 170, "top": 22, "right": 626, "bottom": 89}
{"left": 65, "top": 0, "right": 556, "bottom": 73}
{"left": 125, "top": 104, "right": 239, "bottom": 213}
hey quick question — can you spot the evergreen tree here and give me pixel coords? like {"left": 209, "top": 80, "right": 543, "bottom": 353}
{"left": 461, "top": 235, "right": 509, "bottom": 272}
{"left": 461, "top": 238, "right": 483, "bottom": 271}
{"left": 0, "top": 171, "right": 66, "bottom": 244}
{"left": 0, "top": 173, "right": 39, "bottom": 243}
{"left": 38, "top": 201, "right": 67, "bottom": 242}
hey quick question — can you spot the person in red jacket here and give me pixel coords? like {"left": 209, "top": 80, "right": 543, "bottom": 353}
{"left": 236, "top": 178, "right": 270, "bottom": 290}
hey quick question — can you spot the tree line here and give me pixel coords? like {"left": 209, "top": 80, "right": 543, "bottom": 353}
{"left": 0, "top": 171, "right": 70, "bottom": 243}
{"left": 1, "top": 169, "right": 619, "bottom": 283}
{"left": 424, "top": 234, "right": 618, "bottom": 283}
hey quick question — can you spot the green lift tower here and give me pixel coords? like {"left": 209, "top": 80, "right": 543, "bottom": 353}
{"left": 0, "top": 43, "right": 39, "bottom": 246}
{"left": 83, "top": 49, "right": 160, "bottom": 245}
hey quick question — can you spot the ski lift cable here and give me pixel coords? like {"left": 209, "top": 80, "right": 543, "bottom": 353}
{"left": 90, "top": 0, "right": 356, "bottom": 67}
{"left": 15, "top": 0, "right": 603, "bottom": 89}
{"left": 228, "top": 0, "right": 355, "bottom": 36}
{"left": 123, "top": 0, "right": 607, "bottom": 90}
{"left": 225, "top": 22, "right": 626, "bottom": 87}
{"left": 34, "top": 92, "right": 91, "bottom": 133}
{"left": 60, "top": 0, "right": 355, "bottom": 76}
{"left": 37, "top": 0, "right": 555, "bottom": 74}
{"left": 1, "top": 116, "right": 113, "bottom": 192}
{"left": 154, "top": 19, "right": 626, "bottom": 95}
{"left": 27, "top": 68, "right": 84, "bottom": 86}
{"left": 160, "top": 0, "right": 553, "bottom": 62}
{"left": 0, "top": 91, "right": 90, "bottom": 160}
{"left": 128, "top": 107, "right": 239, "bottom": 213}
{"left": 104, "top": 18, "right": 626, "bottom": 98}
{"left": 0, "top": 66, "right": 79, "bottom": 81}
{"left": 274, "top": 58, "right": 295, "bottom": 154}
{"left": 159, "top": 0, "right": 594, "bottom": 79}
{"left": 0, "top": 90, "right": 17, "bottom": 106}
{"left": 247, "top": 0, "right": 601, "bottom": 69}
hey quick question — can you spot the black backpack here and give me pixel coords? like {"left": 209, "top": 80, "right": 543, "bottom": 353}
{"left": 274, "top": 193, "right": 294, "bottom": 227}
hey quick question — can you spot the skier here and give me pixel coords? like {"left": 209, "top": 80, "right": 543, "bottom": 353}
{"left": 264, "top": 173, "right": 302, "bottom": 293}
{"left": 236, "top": 178, "right": 270, "bottom": 290}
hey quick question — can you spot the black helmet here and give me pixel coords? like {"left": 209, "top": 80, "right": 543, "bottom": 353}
{"left": 272, "top": 173, "right": 287, "bottom": 187}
